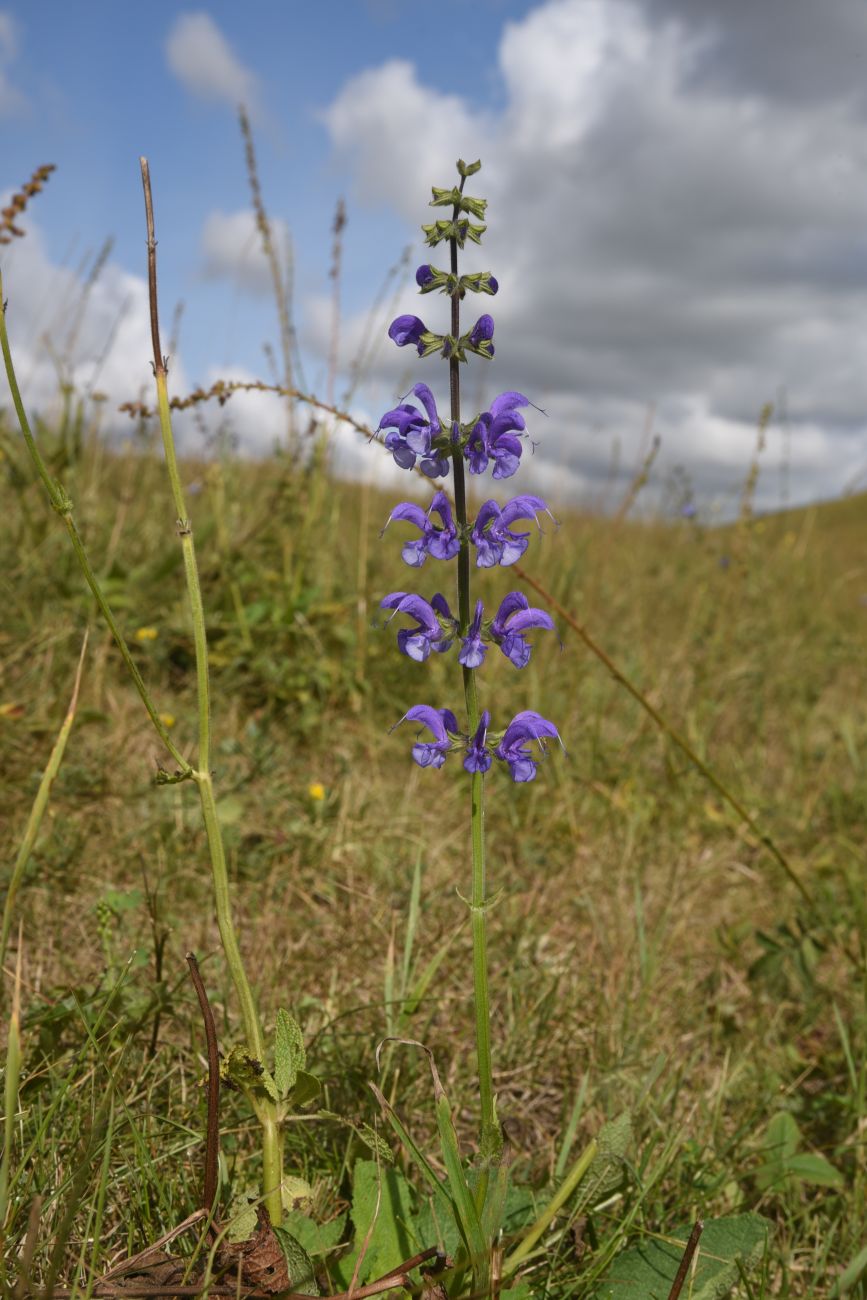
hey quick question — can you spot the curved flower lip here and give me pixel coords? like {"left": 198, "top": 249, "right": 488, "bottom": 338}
{"left": 383, "top": 491, "right": 460, "bottom": 567}
{"left": 490, "top": 591, "right": 556, "bottom": 667}
{"left": 395, "top": 704, "right": 460, "bottom": 770}
{"left": 415, "top": 264, "right": 435, "bottom": 288}
{"left": 470, "top": 494, "right": 555, "bottom": 567}
{"left": 494, "top": 710, "right": 561, "bottom": 782}
{"left": 381, "top": 591, "right": 455, "bottom": 661}
{"left": 388, "top": 314, "right": 427, "bottom": 353}
{"left": 379, "top": 383, "right": 448, "bottom": 476}
{"left": 469, "top": 314, "right": 494, "bottom": 344}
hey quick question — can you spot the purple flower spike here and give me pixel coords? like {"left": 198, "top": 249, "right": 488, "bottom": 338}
{"left": 459, "top": 600, "right": 487, "bottom": 669}
{"left": 464, "top": 710, "right": 493, "bottom": 774}
{"left": 470, "top": 495, "right": 553, "bottom": 567}
{"left": 490, "top": 592, "right": 556, "bottom": 668}
{"left": 494, "top": 710, "right": 560, "bottom": 782}
{"left": 381, "top": 592, "right": 455, "bottom": 662}
{"left": 397, "top": 704, "right": 459, "bottom": 770}
{"left": 388, "top": 314, "right": 427, "bottom": 354}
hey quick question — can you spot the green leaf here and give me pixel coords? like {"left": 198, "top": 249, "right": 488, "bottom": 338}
{"left": 783, "top": 1153, "right": 845, "bottom": 1188}
{"left": 332, "top": 1159, "right": 416, "bottom": 1289}
{"left": 765, "top": 1111, "right": 800, "bottom": 1163}
{"left": 273, "top": 1224, "right": 319, "bottom": 1296}
{"left": 274, "top": 1009, "right": 305, "bottom": 1096}
{"left": 289, "top": 1069, "right": 321, "bottom": 1108}
{"left": 357, "top": 1123, "right": 394, "bottom": 1165}
{"left": 575, "top": 1111, "right": 632, "bottom": 1213}
{"left": 281, "top": 1208, "right": 347, "bottom": 1257}
{"left": 593, "top": 1213, "right": 770, "bottom": 1300}
{"left": 219, "top": 1045, "right": 279, "bottom": 1102}
{"left": 829, "top": 1242, "right": 867, "bottom": 1296}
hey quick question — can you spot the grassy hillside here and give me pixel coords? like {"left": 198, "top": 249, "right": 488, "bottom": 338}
{"left": 2, "top": 416, "right": 866, "bottom": 1295}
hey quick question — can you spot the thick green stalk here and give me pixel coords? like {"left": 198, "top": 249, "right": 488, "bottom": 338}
{"left": 448, "top": 199, "right": 496, "bottom": 1158}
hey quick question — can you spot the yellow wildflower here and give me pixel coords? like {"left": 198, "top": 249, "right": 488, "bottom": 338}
{"left": 308, "top": 782, "right": 326, "bottom": 801}
{"left": 135, "top": 626, "right": 158, "bottom": 642}
{"left": 159, "top": 712, "right": 176, "bottom": 729}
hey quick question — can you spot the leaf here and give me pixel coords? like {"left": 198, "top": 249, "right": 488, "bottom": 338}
{"left": 783, "top": 1153, "right": 845, "bottom": 1188}
{"left": 575, "top": 1111, "right": 633, "bottom": 1212}
{"left": 274, "top": 1009, "right": 305, "bottom": 1096}
{"left": 220, "top": 1045, "right": 278, "bottom": 1102}
{"left": 357, "top": 1123, "right": 394, "bottom": 1165}
{"left": 593, "top": 1213, "right": 770, "bottom": 1300}
{"left": 289, "top": 1070, "right": 321, "bottom": 1108}
{"left": 272, "top": 1225, "right": 319, "bottom": 1295}
{"left": 765, "top": 1111, "right": 800, "bottom": 1163}
{"left": 281, "top": 1209, "right": 347, "bottom": 1258}
{"left": 332, "top": 1159, "right": 416, "bottom": 1289}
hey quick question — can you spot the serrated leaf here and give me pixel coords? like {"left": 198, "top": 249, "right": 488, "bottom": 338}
{"left": 575, "top": 1111, "right": 632, "bottom": 1212}
{"left": 274, "top": 1009, "right": 305, "bottom": 1096}
{"left": 357, "top": 1124, "right": 394, "bottom": 1164}
{"left": 273, "top": 1224, "right": 319, "bottom": 1295}
{"left": 593, "top": 1213, "right": 770, "bottom": 1300}
{"left": 225, "top": 1185, "right": 259, "bottom": 1243}
{"left": 333, "top": 1159, "right": 416, "bottom": 1289}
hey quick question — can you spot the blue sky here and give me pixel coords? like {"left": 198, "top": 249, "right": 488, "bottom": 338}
{"left": 3, "top": 0, "right": 867, "bottom": 511}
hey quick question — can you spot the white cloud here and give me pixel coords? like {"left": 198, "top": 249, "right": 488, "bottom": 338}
{"left": 166, "top": 12, "right": 259, "bottom": 113}
{"left": 0, "top": 11, "right": 26, "bottom": 116}
{"left": 0, "top": 216, "right": 189, "bottom": 431}
{"left": 200, "top": 209, "right": 288, "bottom": 295}
{"left": 320, "top": 0, "right": 867, "bottom": 512}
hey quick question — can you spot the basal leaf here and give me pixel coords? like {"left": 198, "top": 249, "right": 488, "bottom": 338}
{"left": 593, "top": 1213, "right": 770, "bottom": 1300}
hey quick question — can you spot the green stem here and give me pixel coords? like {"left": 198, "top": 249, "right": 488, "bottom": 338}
{"left": 448, "top": 191, "right": 496, "bottom": 1157}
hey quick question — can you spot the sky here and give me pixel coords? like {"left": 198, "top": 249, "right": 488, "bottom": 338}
{"left": 2, "top": 0, "right": 867, "bottom": 515}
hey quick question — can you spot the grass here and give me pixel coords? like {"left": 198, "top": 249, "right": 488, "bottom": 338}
{"left": 1, "top": 400, "right": 866, "bottom": 1295}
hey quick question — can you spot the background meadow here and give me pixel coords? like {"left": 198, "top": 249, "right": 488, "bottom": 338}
{"left": 2, "top": 2, "right": 867, "bottom": 1297}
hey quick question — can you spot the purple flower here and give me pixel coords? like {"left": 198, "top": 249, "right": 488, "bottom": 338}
{"left": 494, "top": 711, "right": 560, "bottom": 782}
{"left": 458, "top": 600, "right": 487, "bottom": 669}
{"left": 465, "top": 391, "right": 531, "bottom": 480}
{"left": 488, "top": 276, "right": 499, "bottom": 294}
{"left": 381, "top": 592, "right": 455, "bottom": 662}
{"left": 396, "top": 704, "right": 459, "bottom": 770}
{"left": 385, "top": 490, "right": 461, "bottom": 567}
{"left": 468, "top": 314, "right": 495, "bottom": 356}
{"left": 388, "top": 315, "right": 427, "bottom": 354}
{"left": 416, "top": 264, "right": 435, "bottom": 288}
{"left": 470, "top": 495, "right": 553, "bottom": 567}
{"left": 490, "top": 592, "right": 555, "bottom": 668}
{"left": 379, "top": 383, "right": 449, "bottom": 477}
{"left": 464, "top": 710, "right": 492, "bottom": 774}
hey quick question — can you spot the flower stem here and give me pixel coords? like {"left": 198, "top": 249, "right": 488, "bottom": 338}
{"left": 449, "top": 188, "right": 496, "bottom": 1161}
{"left": 140, "top": 159, "right": 282, "bottom": 1224}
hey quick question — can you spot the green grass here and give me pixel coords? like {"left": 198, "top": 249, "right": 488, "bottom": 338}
{"left": 2, "top": 414, "right": 867, "bottom": 1297}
